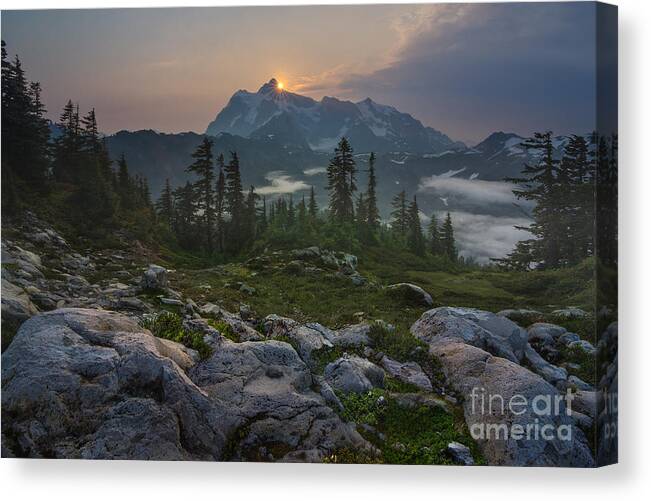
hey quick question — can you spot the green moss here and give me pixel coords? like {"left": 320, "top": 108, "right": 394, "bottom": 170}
{"left": 333, "top": 389, "right": 483, "bottom": 465}
{"left": 206, "top": 319, "right": 240, "bottom": 343}
{"left": 559, "top": 344, "right": 596, "bottom": 386}
{"left": 140, "top": 311, "right": 212, "bottom": 360}
{"left": 384, "top": 376, "right": 421, "bottom": 394}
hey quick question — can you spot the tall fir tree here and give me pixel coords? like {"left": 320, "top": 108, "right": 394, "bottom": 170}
{"left": 187, "top": 138, "right": 215, "bottom": 252}
{"left": 156, "top": 178, "right": 174, "bottom": 223}
{"left": 215, "top": 154, "right": 226, "bottom": 253}
{"left": 507, "top": 132, "right": 562, "bottom": 268}
{"left": 407, "top": 196, "right": 425, "bottom": 256}
{"left": 441, "top": 212, "right": 457, "bottom": 261}
{"left": 326, "top": 137, "right": 356, "bottom": 222}
{"left": 390, "top": 190, "right": 408, "bottom": 240}
{"left": 428, "top": 213, "right": 443, "bottom": 256}
{"left": 308, "top": 186, "right": 319, "bottom": 222}
{"left": 365, "top": 152, "right": 380, "bottom": 230}
{"left": 224, "top": 151, "right": 245, "bottom": 251}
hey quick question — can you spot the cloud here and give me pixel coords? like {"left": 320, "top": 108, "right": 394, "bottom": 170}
{"left": 336, "top": 2, "right": 597, "bottom": 143}
{"left": 303, "top": 167, "right": 327, "bottom": 176}
{"left": 255, "top": 171, "right": 310, "bottom": 195}
{"left": 446, "top": 211, "right": 532, "bottom": 264}
{"left": 418, "top": 175, "right": 519, "bottom": 206}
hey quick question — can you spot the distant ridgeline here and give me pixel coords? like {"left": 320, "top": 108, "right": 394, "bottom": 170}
{"left": 2, "top": 41, "right": 616, "bottom": 271}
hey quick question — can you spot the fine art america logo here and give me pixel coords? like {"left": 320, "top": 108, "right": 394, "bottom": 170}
{"left": 468, "top": 387, "right": 578, "bottom": 442}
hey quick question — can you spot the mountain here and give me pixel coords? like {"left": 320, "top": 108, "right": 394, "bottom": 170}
{"left": 206, "top": 78, "right": 464, "bottom": 154}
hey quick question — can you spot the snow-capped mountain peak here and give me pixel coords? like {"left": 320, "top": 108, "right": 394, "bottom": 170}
{"left": 205, "top": 80, "right": 461, "bottom": 154}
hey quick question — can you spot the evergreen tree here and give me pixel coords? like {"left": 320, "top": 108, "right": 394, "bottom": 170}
{"left": 365, "top": 152, "right": 380, "bottom": 230}
{"left": 356, "top": 193, "right": 369, "bottom": 242}
{"left": 224, "top": 151, "right": 245, "bottom": 251}
{"left": 215, "top": 154, "right": 226, "bottom": 253}
{"left": 308, "top": 186, "right": 319, "bottom": 221}
{"left": 287, "top": 195, "right": 296, "bottom": 227}
{"left": 172, "top": 181, "right": 197, "bottom": 246}
{"left": 187, "top": 138, "right": 215, "bottom": 252}
{"left": 257, "top": 195, "right": 268, "bottom": 234}
{"left": 245, "top": 185, "right": 258, "bottom": 244}
{"left": 53, "top": 100, "right": 82, "bottom": 183}
{"left": 428, "top": 213, "right": 443, "bottom": 256}
{"left": 441, "top": 212, "right": 457, "bottom": 261}
{"left": 407, "top": 196, "right": 425, "bottom": 256}
{"left": 156, "top": 178, "right": 174, "bottom": 223}
{"left": 116, "top": 153, "right": 134, "bottom": 209}
{"left": 507, "top": 132, "right": 562, "bottom": 268}
{"left": 390, "top": 190, "right": 408, "bottom": 240}
{"left": 326, "top": 137, "right": 356, "bottom": 222}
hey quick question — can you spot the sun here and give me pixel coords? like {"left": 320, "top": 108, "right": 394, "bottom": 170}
{"left": 277, "top": 81, "right": 284, "bottom": 90}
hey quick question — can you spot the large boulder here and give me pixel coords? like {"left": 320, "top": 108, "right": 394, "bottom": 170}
{"left": 140, "top": 264, "right": 168, "bottom": 291}
{"left": 411, "top": 307, "right": 528, "bottom": 364}
{"left": 428, "top": 341, "right": 594, "bottom": 467}
{"left": 190, "top": 339, "right": 373, "bottom": 461}
{"left": 409, "top": 307, "right": 594, "bottom": 467}
{"left": 1, "top": 308, "right": 234, "bottom": 460}
{"left": 386, "top": 283, "right": 433, "bottom": 307}
{"left": 2, "top": 308, "right": 372, "bottom": 462}
{"left": 324, "top": 354, "right": 385, "bottom": 394}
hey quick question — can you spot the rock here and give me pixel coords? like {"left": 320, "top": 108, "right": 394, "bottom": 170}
{"left": 411, "top": 307, "right": 593, "bottom": 465}
{"left": 424, "top": 340, "right": 594, "bottom": 467}
{"left": 390, "top": 393, "right": 451, "bottom": 414}
{"left": 386, "top": 283, "right": 433, "bottom": 307}
{"left": 159, "top": 297, "right": 183, "bottom": 307}
{"left": 446, "top": 442, "right": 474, "bottom": 465}
{"left": 264, "top": 314, "right": 335, "bottom": 366}
{"left": 140, "top": 264, "right": 168, "bottom": 291}
{"left": 239, "top": 283, "right": 256, "bottom": 295}
{"left": 153, "top": 337, "right": 200, "bottom": 371}
{"left": 314, "top": 375, "right": 344, "bottom": 412}
{"left": 496, "top": 309, "right": 543, "bottom": 325}
{"left": 568, "top": 339, "right": 596, "bottom": 355}
{"left": 552, "top": 307, "right": 589, "bottom": 319}
{"left": 568, "top": 375, "right": 594, "bottom": 391}
{"left": 199, "top": 303, "right": 263, "bottom": 342}
{"left": 528, "top": 323, "right": 567, "bottom": 346}
{"left": 570, "top": 410, "right": 593, "bottom": 431}
{"left": 410, "top": 307, "right": 528, "bottom": 364}
{"left": 190, "top": 339, "right": 373, "bottom": 461}
{"left": 324, "top": 354, "right": 385, "bottom": 394}
{"left": 523, "top": 344, "right": 567, "bottom": 385}
{"left": 1, "top": 308, "right": 235, "bottom": 460}
{"left": 572, "top": 390, "right": 597, "bottom": 418}
{"left": 332, "top": 323, "right": 371, "bottom": 348}
{"left": 291, "top": 247, "right": 358, "bottom": 274}
{"left": 238, "top": 303, "right": 252, "bottom": 321}
{"left": 558, "top": 332, "right": 581, "bottom": 346}
{"left": 380, "top": 355, "right": 433, "bottom": 392}
{"left": 347, "top": 271, "right": 367, "bottom": 286}
{"left": 1, "top": 279, "right": 39, "bottom": 325}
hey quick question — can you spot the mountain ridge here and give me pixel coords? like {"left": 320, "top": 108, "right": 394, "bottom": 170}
{"left": 205, "top": 78, "right": 465, "bottom": 154}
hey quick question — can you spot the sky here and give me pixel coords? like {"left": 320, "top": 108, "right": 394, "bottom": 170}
{"left": 1, "top": 2, "right": 597, "bottom": 144}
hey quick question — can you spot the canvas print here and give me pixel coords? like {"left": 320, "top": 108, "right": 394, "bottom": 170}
{"left": 0, "top": 2, "right": 617, "bottom": 466}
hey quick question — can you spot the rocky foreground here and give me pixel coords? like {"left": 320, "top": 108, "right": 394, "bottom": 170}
{"left": 1, "top": 214, "right": 616, "bottom": 466}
